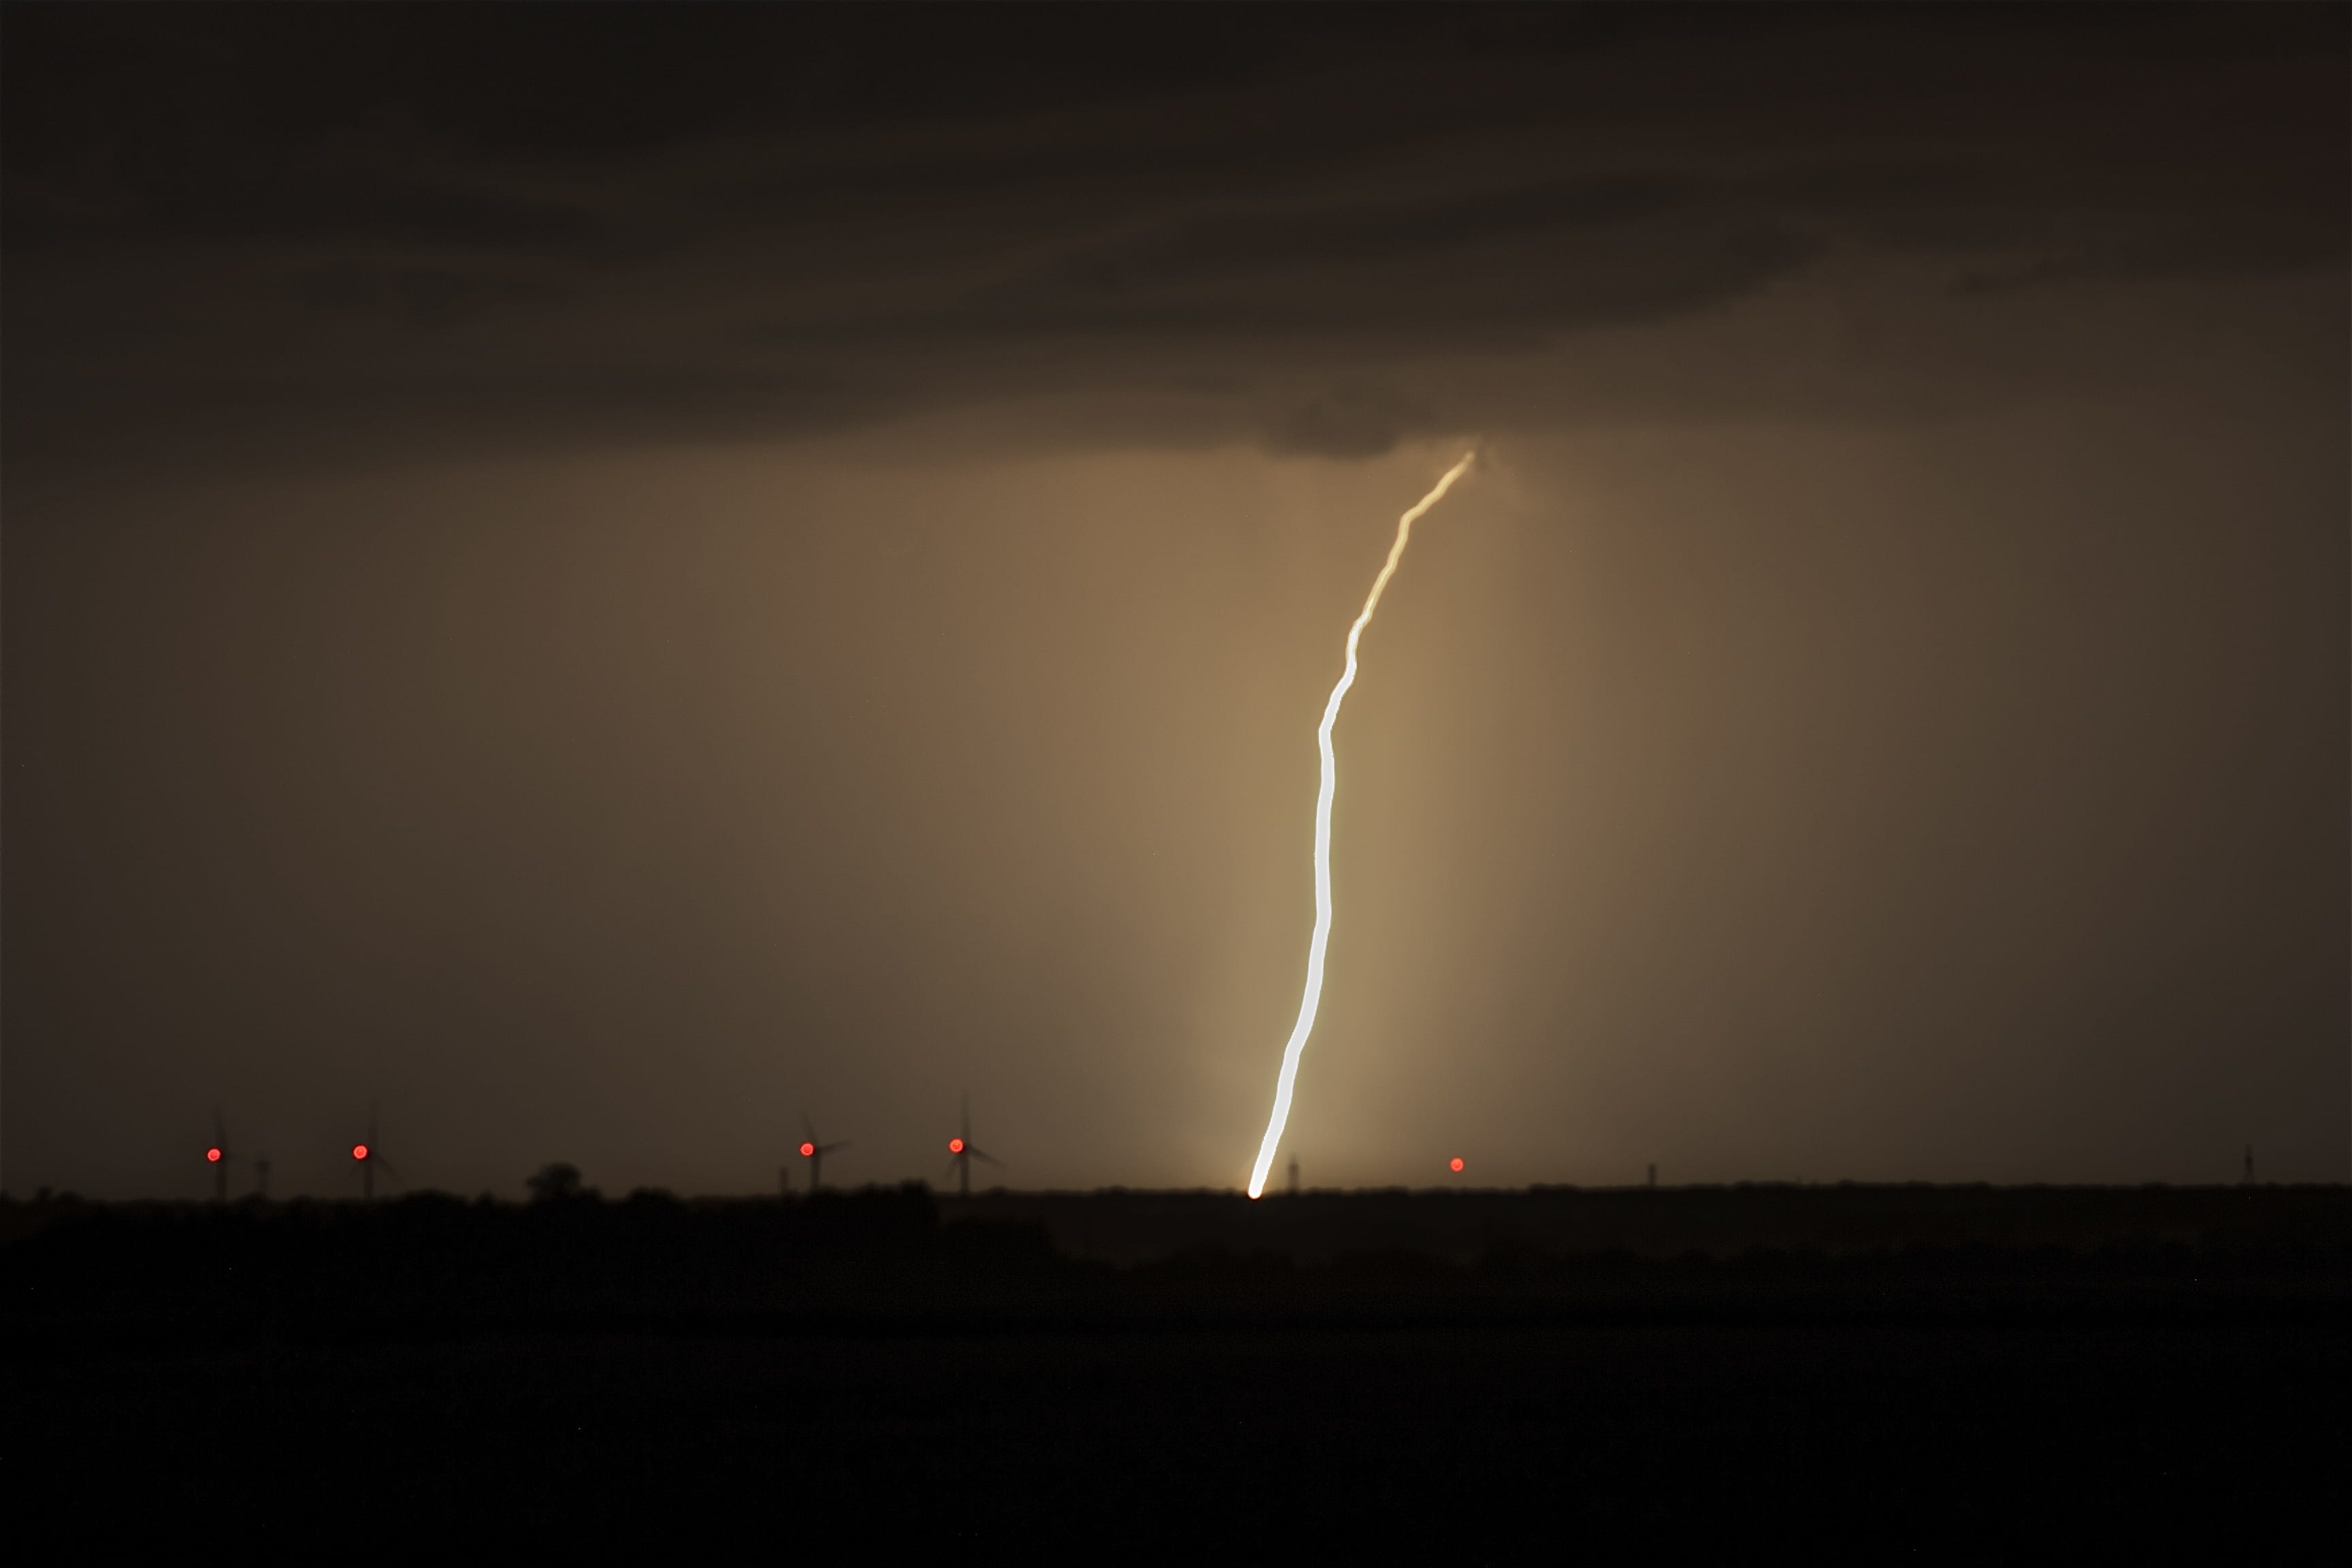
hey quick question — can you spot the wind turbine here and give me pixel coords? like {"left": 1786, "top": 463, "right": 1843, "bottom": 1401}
{"left": 206, "top": 1108, "right": 274, "bottom": 1200}
{"left": 350, "top": 1102, "right": 406, "bottom": 1201}
{"left": 206, "top": 1107, "right": 231, "bottom": 1205}
{"left": 798, "top": 1113, "right": 850, "bottom": 1195}
{"left": 943, "top": 1092, "right": 1004, "bottom": 1198}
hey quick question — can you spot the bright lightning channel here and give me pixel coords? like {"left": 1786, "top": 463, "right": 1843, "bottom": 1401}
{"left": 1246, "top": 450, "right": 1477, "bottom": 1198}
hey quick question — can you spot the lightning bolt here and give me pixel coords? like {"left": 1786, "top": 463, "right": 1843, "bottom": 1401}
{"left": 1247, "top": 450, "right": 1477, "bottom": 1198}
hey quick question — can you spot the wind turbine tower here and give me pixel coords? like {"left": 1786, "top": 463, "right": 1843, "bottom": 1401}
{"left": 798, "top": 1114, "right": 850, "bottom": 1195}
{"left": 351, "top": 1103, "right": 405, "bottom": 1201}
{"left": 206, "top": 1107, "right": 230, "bottom": 1205}
{"left": 945, "top": 1092, "right": 1003, "bottom": 1198}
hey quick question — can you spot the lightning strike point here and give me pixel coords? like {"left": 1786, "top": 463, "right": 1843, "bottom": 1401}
{"left": 1245, "top": 451, "right": 1478, "bottom": 1198}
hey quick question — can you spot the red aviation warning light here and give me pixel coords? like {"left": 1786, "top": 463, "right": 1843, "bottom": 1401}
{"left": 948, "top": 1137, "right": 965, "bottom": 1154}
{"left": 352, "top": 1143, "right": 370, "bottom": 1162}
{"left": 206, "top": 1147, "right": 223, "bottom": 1164}
{"left": 1449, "top": 1156, "right": 1465, "bottom": 1173}
{"left": 799, "top": 1141, "right": 817, "bottom": 1158}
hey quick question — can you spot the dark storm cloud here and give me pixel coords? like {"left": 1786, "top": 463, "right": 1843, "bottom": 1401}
{"left": 891, "top": 180, "right": 1814, "bottom": 349}
{"left": 1267, "top": 385, "right": 1435, "bottom": 460}
{"left": 291, "top": 263, "right": 564, "bottom": 328}
{"left": 3, "top": 3, "right": 2343, "bottom": 482}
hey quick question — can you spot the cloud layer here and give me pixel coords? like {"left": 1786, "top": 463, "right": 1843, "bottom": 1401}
{"left": 6, "top": 6, "right": 2342, "bottom": 480}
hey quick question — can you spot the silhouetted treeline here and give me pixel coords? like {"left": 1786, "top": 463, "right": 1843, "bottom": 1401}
{"left": 10, "top": 1186, "right": 2348, "bottom": 1563}
{"left": 5, "top": 1183, "right": 2345, "bottom": 1332}
{"left": 949, "top": 1181, "right": 2352, "bottom": 1263}
{"left": 2, "top": 1184, "right": 1066, "bottom": 1328}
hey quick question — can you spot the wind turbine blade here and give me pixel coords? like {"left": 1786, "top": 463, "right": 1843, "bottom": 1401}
{"left": 802, "top": 1111, "right": 817, "bottom": 1142}
{"left": 377, "top": 1156, "right": 408, "bottom": 1191}
{"left": 970, "top": 1147, "right": 1004, "bottom": 1169}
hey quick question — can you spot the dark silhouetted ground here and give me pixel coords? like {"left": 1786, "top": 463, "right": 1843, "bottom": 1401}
{"left": 7, "top": 1185, "right": 2345, "bottom": 1554}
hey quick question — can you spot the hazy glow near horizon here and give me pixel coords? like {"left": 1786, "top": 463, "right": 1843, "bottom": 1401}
{"left": 1246, "top": 451, "right": 1477, "bottom": 1198}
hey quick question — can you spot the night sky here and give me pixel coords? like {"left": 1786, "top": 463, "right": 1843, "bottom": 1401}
{"left": 5, "top": 5, "right": 2344, "bottom": 1199}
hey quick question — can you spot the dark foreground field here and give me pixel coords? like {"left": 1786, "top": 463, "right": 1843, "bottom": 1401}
{"left": 7, "top": 1185, "right": 2346, "bottom": 1556}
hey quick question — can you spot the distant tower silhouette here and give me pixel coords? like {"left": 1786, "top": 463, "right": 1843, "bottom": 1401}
{"left": 1648, "top": 1163, "right": 1657, "bottom": 1189}
{"left": 2243, "top": 1144, "right": 2254, "bottom": 1185}
{"left": 944, "top": 1092, "right": 1002, "bottom": 1198}
{"left": 253, "top": 1154, "right": 271, "bottom": 1201}
{"left": 799, "top": 1114, "right": 850, "bottom": 1195}
{"left": 1288, "top": 1157, "right": 1300, "bottom": 1197}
